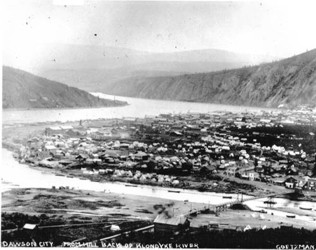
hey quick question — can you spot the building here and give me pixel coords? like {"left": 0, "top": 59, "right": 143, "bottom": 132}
{"left": 23, "top": 224, "right": 38, "bottom": 230}
{"left": 238, "top": 167, "right": 258, "bottom": 180}
{"left": 154, "top": 214, "right": 190, "bottom": 233}
{"left": 304, "top": 178, "right": 316, "bottom": 191}
{"left": 134, "top": 151, "right": 149, "bottom": 161}
{"left": 226, "top": 166, "right": 238, "bottom": 176}
{"left": 23, "top": 223, "right": 38, "bottom": 238}
{"left": 284, "top": 176, "right": 298, "bottom": 189}
{"left": 248, "top": 171, "right": 260, "bottom": 181}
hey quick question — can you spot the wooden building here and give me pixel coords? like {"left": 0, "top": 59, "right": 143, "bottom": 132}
{"left": 153, "top": 214, "right": 190, "bottom": 233}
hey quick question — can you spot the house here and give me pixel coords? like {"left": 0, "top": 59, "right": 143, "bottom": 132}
{"left": 134, "top": 151, "right": 149, "bottom": 161}
{"left": 154, "top": 214, "right": 190, "bottom": 233}
{"left": 44, "top": 145, "right": 57, "bottom": 154}
{"left": 75, "top": 154, "right": 89, "bottom": 162}
{"left": 23, "top": 224, "right": 38, "bottom": 230}
{"left": 110, "top": 225, "right": 121, "bottom": 231}
{"left": 304, "top": 178, "right": 316, "bottom": 191}
{"left": 295, "top": 177, "right": 307, "bottom": 188}
{"left": 238, "top": 167, "right": 257, "bottom": 180}
{"left": 278, "top": 159, "right": 289, "bottom": 167}
{"left": 226, "top": 166, "right": 238, "bottom": 176}
{"left": 248, "top": 171, "right": 260, "bottom": 181}
{"left": 23, "top": 223, "right": 38, "bottom": 238}
{"left": 284, "top": 176, "right": 298, "bottom": 189}
{"left": 272, "top": 177, "right": 286, "bottom": 186}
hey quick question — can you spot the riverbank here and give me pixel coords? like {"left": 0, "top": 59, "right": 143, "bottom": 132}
{"left": 2, "top": 112, "right": 316, "bottom": 200}
{"left": 2, "top": 119, "right": 262, "bottom": 196}
{"left": 2, "top": 101, "right": 129, "bottom": 112}
{"left": 1, "top": 144, "right": 314, "bottom": 202}
{"left": 2, "top": 101, "right": 129, "bottom": 113}
{"left": 2, "top": 92, "right": 280, "bottom": 125}
{"left": 2, "top": 186, "right": 316, "bottom": 246}
{"left": 2, "top": 146, "right": 316, "bottom": 215}
{"left": 2, "top": 187, "right": 197, "bottom": 220}
{"left": 2, "top": 146, "right": 316, "bottom": 247}
{"left": 2, "top": 144, "right": 264, "bottom": 197}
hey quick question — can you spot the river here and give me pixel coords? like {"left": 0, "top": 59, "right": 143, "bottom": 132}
{"left": 1, "top": 93, "right": 275, "bottom": 197}
{"left": 2, "top": 93, "right": 276, "bottom": 125}
{"left": 1, "top": 148, "right": 247, "bottom": 204}
{"left": 1, "top": 94, "right": 316, "bottom": 227}
{"left": 2, "top": 148, "right": 316, "bottom": 226}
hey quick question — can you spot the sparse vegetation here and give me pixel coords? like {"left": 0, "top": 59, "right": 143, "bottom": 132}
{"left": 2, "top": 66, "right": 127, "bottom": 109}
{"left": 103, "top": 49, "right": 316, "bottom": 108}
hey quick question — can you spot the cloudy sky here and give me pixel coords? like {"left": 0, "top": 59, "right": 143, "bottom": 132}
{"left": 3, "top": 0, "right": 316, "bottom": 60}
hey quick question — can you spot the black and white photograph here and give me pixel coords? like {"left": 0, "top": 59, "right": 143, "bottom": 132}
{"left": 2, "top": 0, "right": 316, "bottom": 248}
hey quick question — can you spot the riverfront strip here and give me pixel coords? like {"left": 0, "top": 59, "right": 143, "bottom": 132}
{"left": 2, "top": 110, "right": 316, "bottom": 245}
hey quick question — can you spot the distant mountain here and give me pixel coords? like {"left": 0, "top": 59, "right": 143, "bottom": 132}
{"left": 3, "top": 43, "right": 276, "bottom": 92}
{"left": 2, "top": 66, "right": 127, "bottom": 109}
{"left": 39, "top": 68, "right": 186, "bottom": 92}
{"left": 102, "top": 49, "right": 316, "bottom": 108}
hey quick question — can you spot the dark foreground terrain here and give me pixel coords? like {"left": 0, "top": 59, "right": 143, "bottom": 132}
{"left": 2, "top": 187, "right": 316, "bottom": 248}
{"left": 118, "top": 227, "right": 316, "bottom": 249}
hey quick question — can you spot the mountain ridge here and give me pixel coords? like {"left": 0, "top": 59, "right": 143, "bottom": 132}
{"left": 4, "top": 43, "right": 276, "bottom": 92}
{"left": 2, "top": 66, "right": 127, "bottom": 109}
{"left": 101, "top": 49, "right": 316, "bottom": 108}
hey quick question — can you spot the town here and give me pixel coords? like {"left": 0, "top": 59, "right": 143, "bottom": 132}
{"left": 11, "top": 109, "right": 316, "bottom": 195}
{"left": 2, "top": 108, "right": 316, "bottom": 247}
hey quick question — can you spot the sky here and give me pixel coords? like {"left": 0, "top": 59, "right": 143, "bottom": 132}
{"left": 3, "top": 0, "right": 316, "bottom": 61}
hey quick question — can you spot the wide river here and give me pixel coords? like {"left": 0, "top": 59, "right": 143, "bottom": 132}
{"left": 2, "top": 93, "right": 276, "bottom": 125}
{"left": 1, "top": 94, "right": 316, "bottom": 227}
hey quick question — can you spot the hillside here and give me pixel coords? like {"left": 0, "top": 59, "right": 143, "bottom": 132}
{"left": 102, "top": 49, "right": 316, "bottom": 108}
{"left": 2, "top": 66, "right": 127, "bottom": 109}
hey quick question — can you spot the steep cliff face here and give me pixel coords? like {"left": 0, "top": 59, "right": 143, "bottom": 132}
{"left": 104, "top": 50, "right": 316, "bottom": 107}
{"left": 2, "top": 66, "right": 126, "bottom": 109}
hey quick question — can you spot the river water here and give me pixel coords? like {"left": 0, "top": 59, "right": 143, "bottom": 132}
{"left": 2, "top": 93, "right": 276, "bottom": 125}
{"left": 1, "top": 94, "right": 316, "bottom": 226}
{"left": 2, "top": 148, "right": 316, "bottom": 225}
{"left": 1, "top": 148, "right": 246, "bottom": 204}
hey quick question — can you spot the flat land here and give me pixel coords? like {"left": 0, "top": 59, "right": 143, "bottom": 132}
{"left": 2, "top": 188, "right": 203, "bottom": 220}
{"left": 2, "top": 187, "right": 316, "bottom": 235}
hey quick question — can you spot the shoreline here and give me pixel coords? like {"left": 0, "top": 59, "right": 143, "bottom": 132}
{"left": 2, "top": 102, "right": 129, "bottom": 112}
{"left": 92, "top": 92, "right": 283, "bottom": 111}
{"left": 2, "top": 143, "right": 259, "bottom": 197}
{"left": 2, "top": 145, "right": 316, "bottom": 203}
{"left": 2, "top": 110, "right": 316, "bottom": 205}
{"left": 2, "top": 187, "right": 316, "bottom": 233}
{"left": 2, "top": 115, "right": 316, "bottom": 202}
{"left": 2, "top": 145, "right": 250, "bottom": 196}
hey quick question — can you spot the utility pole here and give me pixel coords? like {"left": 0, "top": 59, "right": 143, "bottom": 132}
{"left": 237, "top": 190, "right": 244, "bottom": 202}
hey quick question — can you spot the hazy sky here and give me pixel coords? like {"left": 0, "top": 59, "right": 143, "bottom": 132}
{"left": 3, "top": 0, "right": 316, "bottom": 58}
